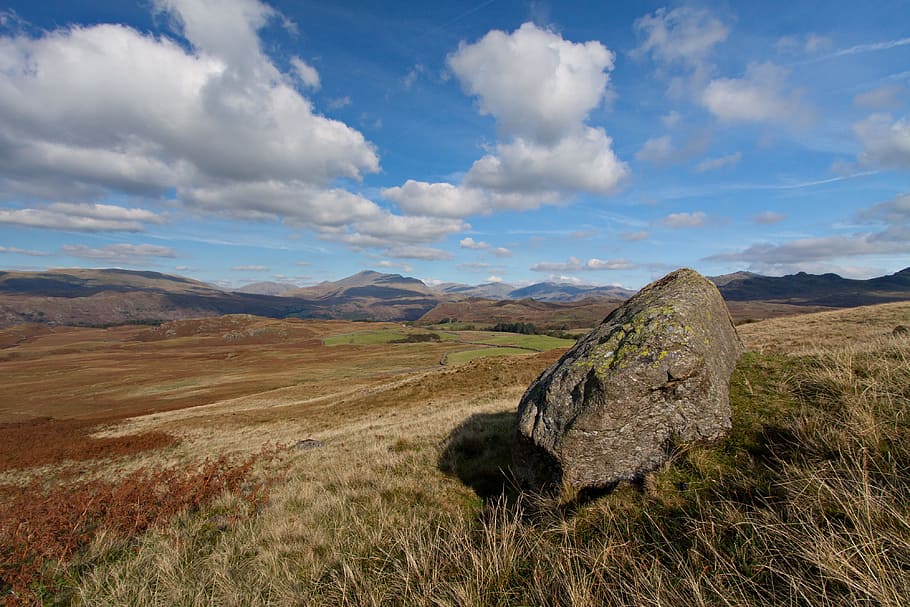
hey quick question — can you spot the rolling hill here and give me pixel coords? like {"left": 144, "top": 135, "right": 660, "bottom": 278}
{"left": 1, "top": 266, "right": 908, "bottom": 328}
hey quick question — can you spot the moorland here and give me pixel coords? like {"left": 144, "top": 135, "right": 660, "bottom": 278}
{"left": 1, "top": 298, "right": 908, "bottom": 605}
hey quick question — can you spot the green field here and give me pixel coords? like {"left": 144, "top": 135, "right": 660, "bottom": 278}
{"left": 323, "top": 329, "right": 408, "bottom": 346}
{"left": 446, "top": 347, "right": 536, "bottom": 364}
{"left": 478, "top": 334, "right": 575, "bottom": 350}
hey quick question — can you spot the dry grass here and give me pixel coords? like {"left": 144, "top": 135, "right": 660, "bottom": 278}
{"left": 2, "top": 304, "right": 909, "bottom": 605}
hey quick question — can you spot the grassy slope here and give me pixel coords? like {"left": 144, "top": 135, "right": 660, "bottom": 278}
{"left": 4, "top": 304, "right": 910, "bottom": 605}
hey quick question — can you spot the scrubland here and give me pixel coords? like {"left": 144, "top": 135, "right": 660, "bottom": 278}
{"left": 1, "top": 303, "right": 909, "bottom": 605}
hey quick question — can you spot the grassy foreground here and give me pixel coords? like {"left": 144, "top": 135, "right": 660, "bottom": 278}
{"left": 4, "top": 305, "right": 910, "bottom": 605}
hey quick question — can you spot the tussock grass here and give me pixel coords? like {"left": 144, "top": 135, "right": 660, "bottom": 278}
{"left": 5, "top": 305, "right": 909, "bottom": 605}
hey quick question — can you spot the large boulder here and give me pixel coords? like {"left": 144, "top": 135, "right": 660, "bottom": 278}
{"left": 513, "top": 268, "right": 743, "bottom": 498}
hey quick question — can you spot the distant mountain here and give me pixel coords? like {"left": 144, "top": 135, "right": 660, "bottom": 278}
{"left": 2, "top": 266, "right": 908, "bottom": 328}
{"left": 507, "top": 282, "right": 636, "bottom": 302}
{"left": 711, "top": 267, "right": 910, "bottom": 307}
{"left": 436, "top": 281, "right": 517, "bottom": 300}
{"left": 0, "top": 269, "right": 322, "bottom": 327}
{"left": 435, "top": 280, "right": 635, "bottom": 302}
{"left": 235, "top": 281, "right": 298, "bottom": 296}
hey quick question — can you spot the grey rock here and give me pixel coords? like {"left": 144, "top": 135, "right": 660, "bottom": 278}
{"left": 513, "top": 268, "right": 743, "bottom": 499}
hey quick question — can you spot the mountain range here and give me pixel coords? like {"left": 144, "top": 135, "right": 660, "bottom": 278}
{"left": 0, "top": 266, "right": 908, "bottom": 328}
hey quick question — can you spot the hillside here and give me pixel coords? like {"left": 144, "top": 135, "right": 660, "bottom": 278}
{"left": 1, "top": 266, "right": 909, "bottom": 328}
{"left": 713, "top": 267, "right": 910, "bottom": 306}
{"left": 2, "top": 303, "right": 907, "bottom": 604}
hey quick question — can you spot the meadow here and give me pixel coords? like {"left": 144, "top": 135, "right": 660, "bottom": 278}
{"left": 1, "top": 303, "right": 908, "bottom": 605}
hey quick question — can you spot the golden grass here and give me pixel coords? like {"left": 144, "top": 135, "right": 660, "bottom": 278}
{"left": 3, "top": 304, "right": 909, "bottom": 605}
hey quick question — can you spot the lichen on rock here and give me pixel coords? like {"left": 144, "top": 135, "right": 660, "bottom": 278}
{"left": 513, "top": 268, "right": 743, "bottom": 500}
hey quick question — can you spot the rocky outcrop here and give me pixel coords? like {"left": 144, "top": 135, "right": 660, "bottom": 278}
{"left": 513, "top": 268, "right": 743, "bottom": 499}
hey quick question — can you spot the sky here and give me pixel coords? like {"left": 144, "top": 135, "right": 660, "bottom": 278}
{"left": 0, "top": 0, "right": 908, "bottom": 290}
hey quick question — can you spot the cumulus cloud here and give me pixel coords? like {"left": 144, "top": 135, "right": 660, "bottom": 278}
{"left": 662, "top": 211, "right": 707, "bottom": 228}
{"left": 383, "top": 181, "right": 487, "bottom": 218}
{"left": 386, "top": 22, "right": 627, "bottom": 216}
{"left": 465, "top": 126, "right": 628, "bottom": 196}
{"left": 0, "top": 0, "right": 412, "bottom": 246}
{"left": 62, "top": 243, "right": 177, "bottom": 262}
{"left": 530, "top": 256, "right": 636, "bottom": 272}
{"left": 448, "top": 22, "right": 614, "bottom": 144}
{"left": 696, "top": 151, "right": 741, "bottom": 172}
{"left": 491, "top": 247, "right": 512, "bottom": 258}
{"left": 337, "top": 215, "right": 468, "bottom": 248}
{"left": 486, "top": 275, "right": 503, "bottom": 283}
{"left": 0, "top": 203, "right": 166, "bottom": 232}
{"left": 753, "top": 211, "right": 787, "bottom": 224}
{"left": 459, "top": 237, "right": 489, "bottom": 250}
{"left": 853, "top": 114, "right": 910, "bottom": 169}
{"left": 702, "top": 62, "right": 811, "bottom": 124}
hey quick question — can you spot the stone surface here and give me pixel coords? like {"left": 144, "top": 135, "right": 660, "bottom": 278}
{"left": 513, "top": 268, "right": 743, "bottom": 498}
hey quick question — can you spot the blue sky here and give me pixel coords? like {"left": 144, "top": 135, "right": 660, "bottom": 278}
{"left": 0, "top": 0, "right": 907, "bottom": 289}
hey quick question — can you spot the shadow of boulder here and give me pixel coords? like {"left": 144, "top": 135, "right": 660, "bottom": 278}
{"left": 438, "top": 411, "right": 516, "bottom": 500}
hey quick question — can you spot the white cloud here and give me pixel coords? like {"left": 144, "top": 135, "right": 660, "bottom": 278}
{"left": 385, "top": 23, "right": 628, "bottom": 217}
{"left": 633, "top": 7, "right": 728, "bottom": 67}
{"left": 0, "top": 0, "right": 385, "bottom": 239}
{"left": 232, "top": 264, "right": 268, "bottom": 271}
{"left": 459, "top": 237, "right": 489, "bottom": 250}
{"left": 853, "top": 114, "right": 910, "bottom": 169}
{"left": 705, "top": 233, "right": 910, "bottom": 271}
{"left": 0, "top": 203, "right": 165, "bottom": 232}
{"left": 531, "top": 257, "right": 583, "bottom": 272}
{"left": 530, "top": 256, "right": 636, "bottom": 273}
{"left": 62, "top": 243, "right": 177, "bottom": 262}
{"left": 383, "top": 245, "right": 452, "bottom": 261}
{"left": 633, "top": 7, "right": 728, "bottom": 95}
{"left": 402, "top": 63, "right": 425, "bottom": 90}
{"left": 466, "top": 126, "right": 628, "bottom": 196}
{"left": 702, "top": 62, "right": 810, "bottom": 124}
{"left": 707, "top": 193, "right": 910, "bottom": 274}
{"left": 383, "top": 181, "right": 487, "bottom": 218}
{"left": 696, "top": 151, "right": 741, "bottom": 172}
{"left": 290, "top": 56, "right": 320, "bottom": 89}
{"left": 327, "top": 96, "right": 352, "bottom": 109}
{"left": 586, "top": 258, "right": 637, "bottom": 271}
{"left": 0, "top": 245, "right": 49, "bottom": 256}
{"left": 753, "top": 211, "right": 787, "bottom": 225}
{"left": 485, "top": 275, "right": 503, "bottom": 283}
{"left": 448, "top": 22, "right": 614, "bottom": 144}
{"left": 662, "top": 211, "right": 707, "bottom": 228}
{"left": 377, "top": 260, "right": 413, "bottom": 273}
{"left": 491, "top": 247, "right": 512, "bottom": 258}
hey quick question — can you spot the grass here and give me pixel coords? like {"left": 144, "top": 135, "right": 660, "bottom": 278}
{"left": 323, "top": 329, "right": 409, "bottom": 346}
{"left": 471, "top": 333, "right": 575, "bottom": 351}
{"left": 2, "top": 303, "right": 909, "bottom": 605}
{"left": 446, "top": 347, "right": 538, "bottom": 364}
